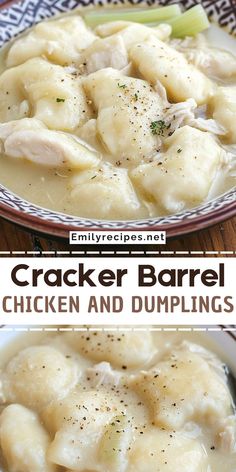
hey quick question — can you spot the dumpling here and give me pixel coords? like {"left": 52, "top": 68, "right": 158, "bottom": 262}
{"left": 65, "top": 329, "right": 155, "bottom": 369}
{"left": 6, "top": 16, "right": 96, "bottom": 67}
{"left": 84, "top": 68, "right": 165, "bottom": 164}
{"left": 0, "top": 404, "right": 56, "bottom": 472}
{"left": 130, "top": 349, "right": 232, "bottom": 430}
{"left": 131, "top": 125, "right": 226, "bottom": 214}
{"left": 114, "top": 23, "right": 172, "bottom": 50}
{"left": 130, "top": 36, "right": 214, "bottom": 104}
{"left": 0, "top": 118, "right": 100, "bottom": 168}
{"left": 1, "top": 346, "right": 79, "bottom": 410}
{"left": 95, "top": 22, "right": 171, "bottom": 44}
{"left": 42, "top": 389, "right": 122, "bottom": 434}
{"left": 95, "top": 20, "right": 134, "bottom": 37}
{"left": 45, "top": 390, "right": 124, "bottom": 470}
{"left": 0, "top": 57, "right": 92, "bottom": 130}
{"left": 210, "top": 86, "right": 236, "bottom": 143}
{"left": 98, "top": 414, "right": 133, "bottom": 472}
{"left": 48, "top": 415, "right": 131, "bottom": 472}
{"left": 128, "top": 428, "right": 209, "bottom": 472}
{"left": 70, "top": 163, "right": 147, "bottom": 219}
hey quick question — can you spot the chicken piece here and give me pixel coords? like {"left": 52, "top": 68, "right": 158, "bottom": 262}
{"left": 156, "top": 96, "right": 225, "bottom": 137}
{"left": 130, "top": 349, "right": 232, "bottom": 430}
{"left": 0, "top": 58, "right": 92, "bottom": 130}
{"left": 70, "top": 163, "right": 147, "bottom": 219}
{"left": 174, "top": 43, "right": 236, "bottom": 80}
{"left": 188, "top": 117, "right": 227, "bottom": 135}
{"left": 0, "top": 119, "right": 100, "bottom": 168}
{"left": 159, "top": 97, "right": 226, "bottom": 137}
{"left": 80, "top": 35, "right": 128, "bottom": 74}
{"left": 1, "top": 346, "right": 79, "bottom": 410}
{"left": 84, "top": 68, "right": 165, "bottom": 164}
{"left": 45, "top": 390, "right": 123, "bottom": 471}
{"left": 95, "top": 22, "right": 171, "bottom": 43}
{"left": 130, "top": 36, "right": 214, "bottom": 105}
{"left": 0, "top": 404, "right": 56, "bottom": 472}
{"left": 85, "top": 362, "right": 121, "bottom": 388}
{"left": 6, "top": 16, "right": 96, "bottom": 67}
{"left": 77, "top": 118, "right": 102, "bottom": 151}
{"left": 210, "top": 86, "right": 236, "bottom": 144}
{"left": 157, "top": 98, "right": 197, "bottom": 134}
{"left": 216, "top": 416, "right": 236, "bottom": 453}
{"left": 0, "top": 117, "right": 46, "bottom": 139}
{"left": 170, "top": 34, "right": 207, "bottom": 50}
{"left": 65, "top": 329, "right": 155, "bottom": 369}
{"left": 89, "top": 23, "right": 170, "bottom": 74}
{"left": 128, "top": 428, "right": 209, "bottom": 472}
{"left": 170, "top": 33, "right": 236, "bottom": 79}
{"left": 131, "top": 126, "right": 226, "bottom": 214}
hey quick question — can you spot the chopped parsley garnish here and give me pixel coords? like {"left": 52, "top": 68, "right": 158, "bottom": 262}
{"left": 134, "top": 93, "right": 138, "bottom": 101}
{"left": 56, "top": 97, "right": 65, "bottom": 103}
{"left": 117, "top": 83, "right": 127, "bottom": 89}
{"left": 177, "top": 148, "right": 182, "bottom": 153}
{"left": 150, "top": 120, "right": 167, "bottom": 136}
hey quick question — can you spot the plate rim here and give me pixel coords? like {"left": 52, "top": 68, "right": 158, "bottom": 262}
{"left": 0, "top": 193, "right": 235, "bottom": 238}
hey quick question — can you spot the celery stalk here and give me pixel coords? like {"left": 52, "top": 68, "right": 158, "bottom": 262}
{"left": 84, "top": 4, "right": 181, "bottom": 28}
{"left": 167, "top": 5, "right": 210, "bottom": 37}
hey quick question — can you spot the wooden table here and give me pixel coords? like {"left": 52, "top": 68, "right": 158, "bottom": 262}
{"left": 0, "top": 216, "right": 235, "bottom": 255}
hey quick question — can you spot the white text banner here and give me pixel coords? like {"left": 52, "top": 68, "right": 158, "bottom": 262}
{"left": 0, "top": 257, "right": 234, "bottom": 325}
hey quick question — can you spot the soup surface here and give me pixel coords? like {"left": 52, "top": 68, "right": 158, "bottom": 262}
{"left": 0, "top": 328, "right": 235, "bottom": 471}
{"left": 0, "top": 7, "right": 236, "bottom": 220}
